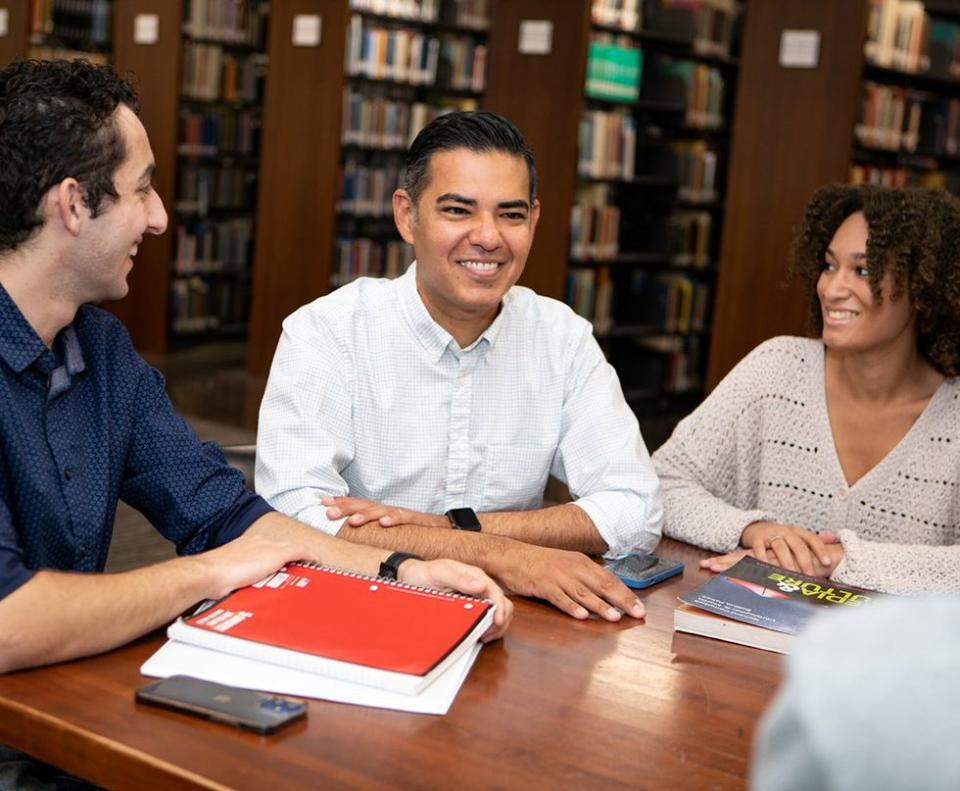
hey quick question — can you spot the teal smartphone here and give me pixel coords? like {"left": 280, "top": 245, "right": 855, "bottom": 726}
{"left": 604, "top": 554, "right": 684, "bottom": 589}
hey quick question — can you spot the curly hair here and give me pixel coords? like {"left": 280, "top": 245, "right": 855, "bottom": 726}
{"left": 0, "top": 59, "right": 140, "bottom": 253}
{"left": 790, "top": 183, "right": 960, "bottom": 376}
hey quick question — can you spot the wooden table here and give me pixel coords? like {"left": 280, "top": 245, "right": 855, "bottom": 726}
{"left": 0, "top": 540, "right": 783, "bottom": 789}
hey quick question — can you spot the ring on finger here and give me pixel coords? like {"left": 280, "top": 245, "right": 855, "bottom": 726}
{"left": 767, "top": 535, "right": 785, "bottom": 547}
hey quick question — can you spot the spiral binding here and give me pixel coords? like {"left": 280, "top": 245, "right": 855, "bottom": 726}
{"left": 287, "top": 560, "right": 492, "bottom": 605}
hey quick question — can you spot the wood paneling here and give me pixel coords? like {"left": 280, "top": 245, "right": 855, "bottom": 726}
{"left": 246, "top": 0, "right": 348, "bottom": 377}
{"left": 0, "top": 1, "right": 29, "bottom": 67}
{"left": 106, "top": 2, "right": 183, "bottom": 354}
{"left": 706, "top": 0, "right": 869, "bottom": 389}
{"left": 483, "top": 1, "right": 592, "bottom": 301}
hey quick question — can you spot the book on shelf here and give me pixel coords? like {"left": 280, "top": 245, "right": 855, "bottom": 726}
{"left": 592, "top": 0, "right": 642, "bottom": 32}
{"left": 167, "top": 562, "right": 495, "bottom": 696}
{"left": 586, "top": 40, "right": 643, "bottom": 103}
{"left": 674, "top": 556, "right": 881, "bottom": 654}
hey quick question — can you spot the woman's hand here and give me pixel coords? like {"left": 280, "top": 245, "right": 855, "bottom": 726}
{"left": 739, "top": 521, "right": 838, "bottom": 575}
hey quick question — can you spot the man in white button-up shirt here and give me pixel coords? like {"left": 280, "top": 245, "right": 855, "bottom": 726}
{"left": 257, "top": 111, "right": 663, "bottom": 621}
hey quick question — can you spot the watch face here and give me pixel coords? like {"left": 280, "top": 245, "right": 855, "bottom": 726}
{"left": 447, "top": 508, "right": 481, "bottom": 531}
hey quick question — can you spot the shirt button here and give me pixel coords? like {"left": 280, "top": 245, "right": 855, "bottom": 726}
{"left": 837, "top": 488, "right": 847, "bottom": 500}
{"left": 63, "top": 467, "right": 74, "bottom": 481}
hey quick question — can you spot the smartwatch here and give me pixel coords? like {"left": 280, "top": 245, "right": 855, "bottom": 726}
{"left": 378, "top": 551, "right": 423, "bottom": 581}
{"left": 445, "top": 507, "right": 482, "bottom": 532}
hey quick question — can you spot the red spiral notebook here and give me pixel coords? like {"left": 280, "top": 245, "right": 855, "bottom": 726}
{"left": 167, "top": 563, "right": 494, "bottom": 696}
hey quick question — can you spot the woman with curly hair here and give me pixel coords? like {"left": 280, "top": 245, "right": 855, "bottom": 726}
{"left": 652, "top": 184, "right": 960, "bottom": 593}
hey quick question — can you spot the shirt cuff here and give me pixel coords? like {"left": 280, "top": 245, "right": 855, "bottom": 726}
{"left": 569, "top": 495, "right": 661, "bottom": 558}
{"left": 208, "top": 491, "right": 275, "bottom": 547}
{"left": 0, "top": 553, "right": 37, "bottom": 601}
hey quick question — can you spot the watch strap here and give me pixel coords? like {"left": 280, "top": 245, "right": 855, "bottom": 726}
{"left": 378, "top": 551, "right": 423, "bottom": 581}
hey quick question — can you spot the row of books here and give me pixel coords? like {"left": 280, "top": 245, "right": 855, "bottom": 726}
{"left": 181, "top": 43, "right": 267, "bottom": 103}
{"left": 346, "top": 15, "right": 442, "bottom": 85}
{"left": 439, "top": 36, "right": 487, "bottom": 92}
{"left": 349, "top": 0, "right": 491, "bottom": 30}
{"left": 630, "top": 333, "right": 703, "bottom": 394}
{"left": 865, "top": 0, "right": 960, "bottom": 78}
{"left": 665, "top": 59, "right": 725, "bottom": 129}
{"left": 184, "top": 0, "right": 267, "bottom": 47}
{"left": 29, "top": 0, "right": 110, "bottom": 44}
{"left": 578, "top": 110, "right": 637, "bottom": 180}
{"left": 631, "top": 270, "right": 711, "bottom": 334}
{"left": 338, "top": 156, "right": 402, "bottom": 217}
{"left": 342, "top": 90, "right": 435, "bottom": 150}
{"left": 170, "top": 276, "right": 249, "bottom": 334}
{"left": 591, "top": 0, "right": 642, "bottom": 31}
{"left": 674, "top": 140, "right": 719, "bottom": 203}
{"left": 173, "top": 218, "right": 253, "bottom": 275}
{"left": 856, "top": 83, "right": 924, "bottom": 151}
{"left": 852, "top": 163, "right": 960, "bottom": 192}
{"left": 570, "top": 185, "right": 621, "bottom": 261}
{"left": 669, "top": 210, "right": 713, "bottom": 269}
{"left": 671, "top": 0, "right": 738, "bottom": 59}
{"left": 178, "top": 107, "right": 261, "bottom": 157}
{"left": 333, "top": 237, "right": 414, "bottom": 287}
{"left": 174, "top": 164, "right": 256, "bottom": 215}
{"left": 567, "top": 267, "right": 614, "bottom": 334}
{"left": 586, "top": 39, "right": 643, "bottom": 103}
{"left": 348, "top": 0, "right": 441, "bottom": 23}
{"left": 856, "top": 83, "right": 960, "bottom": 155}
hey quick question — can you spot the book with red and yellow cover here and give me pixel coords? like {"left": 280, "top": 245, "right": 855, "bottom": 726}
{"left": 167, "top": 562, "right": 494, "bottom": 695}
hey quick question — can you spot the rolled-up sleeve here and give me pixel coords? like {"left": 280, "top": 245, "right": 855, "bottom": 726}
{"left": 0, "top": 497, "right": 36, "bottom": 602}
{"left": 556, "top": 328, "right": 662, "bottom": 557}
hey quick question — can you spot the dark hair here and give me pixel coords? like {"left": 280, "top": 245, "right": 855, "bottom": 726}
{"left": 401, "top": 110, "right": 537, "bottom": 207}
{"left": 791, "top": 183, "right": 960, "bottom": 375}
{"left": 0, "top": 59, "right": 139, "bottom": 253}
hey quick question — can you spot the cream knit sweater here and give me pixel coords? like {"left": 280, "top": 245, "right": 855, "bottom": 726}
{"left": 653, "top": 336, "right": 960, "bottom": 593}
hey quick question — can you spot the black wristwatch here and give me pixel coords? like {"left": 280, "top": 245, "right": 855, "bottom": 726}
{"left": 445, "top": 507, "right": 482, "bottom": 532}
{"left": 378, "top": 551, "right": 423, "bottom": 581}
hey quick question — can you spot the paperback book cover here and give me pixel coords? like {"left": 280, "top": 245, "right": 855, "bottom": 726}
{"left": 167, "top": 562, "right": 493, "bottom": 695}
{"left": 674, "top": 556, "right": 880, "bottom": 653}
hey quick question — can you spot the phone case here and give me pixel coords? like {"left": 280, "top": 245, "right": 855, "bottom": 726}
{"left": 136, "top": 675, "right": 307, "bottom": 734}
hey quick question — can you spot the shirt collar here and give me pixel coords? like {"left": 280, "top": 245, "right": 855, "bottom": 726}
{"left": 0, "top": 285, "right": 87, "bottom": 377}
{"left": 0, "top": 284, "right": 50, "bottom": 373}
{"left": 397, "top": 261, "right": 510, "bottom": 363}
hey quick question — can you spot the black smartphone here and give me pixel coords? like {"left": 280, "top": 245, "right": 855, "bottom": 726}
{"left": 136, "top": 675, "right": 307, "bottom": 734}
{"left": 603, "top": 554, "right": 684, "bottom": 589}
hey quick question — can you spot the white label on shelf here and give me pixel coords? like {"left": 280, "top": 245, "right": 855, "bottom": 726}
{"left": 133, "top": 14, "right": 159, "bottom": 45}
{"left": 0, "top": 9, "right": 9, "bottom": 38}
{"left": 518, "top": 20, "right": 553, "bottom": 55}
{"left": 778, "top": 30, "right": 820, "bottom": 69}
{"left": 292, "top": 14, "right": 322, "bottom": 47}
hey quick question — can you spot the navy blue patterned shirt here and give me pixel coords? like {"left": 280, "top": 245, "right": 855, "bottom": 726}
{"left": 0, "top": 285, "right": 273, "bottom": 600}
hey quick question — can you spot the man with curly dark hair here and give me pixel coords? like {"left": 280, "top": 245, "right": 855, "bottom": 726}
{"left": 0, "top": 59, "right": 510, "bottom": 669}
{"left": 652, "top": 183, "right": 960, "bottom": 593}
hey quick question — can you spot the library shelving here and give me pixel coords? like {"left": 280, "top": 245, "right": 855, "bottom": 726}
{"left": 247, "top": 0, "right": 491, "bottom": 376}
{"left": 484, "top": 0, "right": 739, "bottom": 428}
{"left": 707, "top": 0, "right": 959, "bottom": 389}
{"left": 169, "top": 1, "right": 269, "bottom": 344}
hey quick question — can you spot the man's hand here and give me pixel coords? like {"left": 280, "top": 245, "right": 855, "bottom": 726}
{"left": 739, "top": 522, "right": 838, "bottom": 575}
{"left": 700, "top": 543, "right": 844, "bottom": 577}
{"left": 323, "top": 496, "right": 447, "bottom": 529}
{"left": 488, "top": 544, "right": 646, "bottom": 622}
{"left": 399, "top": 559, "right": 513, "bottom": 642}
{"left": 191, "top": 531, "right": 318, "bottom": 600}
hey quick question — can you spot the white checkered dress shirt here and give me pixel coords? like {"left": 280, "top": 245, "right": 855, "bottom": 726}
{"left": 256, "top": 263, "right": 662, "bottom": 557}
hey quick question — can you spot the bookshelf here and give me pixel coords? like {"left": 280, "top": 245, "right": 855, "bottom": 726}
{"left": 485, "top": 0, "right": 741, "bottom": 435}
{"left": 0, "top": 2, "right": 30, "bottom": 65}
{"left": 168, "top": 2, "right": 268, "bottom": 345}
{"left": 247, "top": 0, "right": 492, "bottom": 376}
{"left": 707, "top": 0, "right": 958, "bottom": 389}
